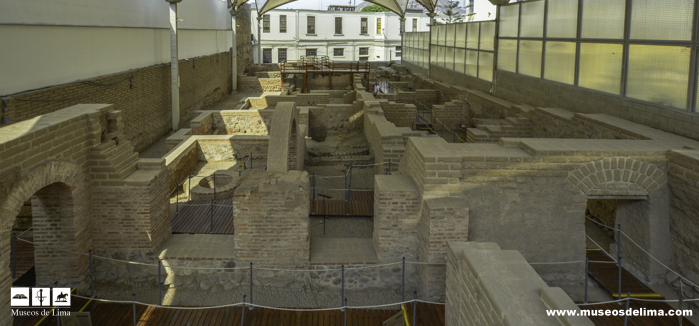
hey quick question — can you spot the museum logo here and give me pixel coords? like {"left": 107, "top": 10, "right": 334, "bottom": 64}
{"left": 11, "top": 287, "right": 71, "bottom": 307}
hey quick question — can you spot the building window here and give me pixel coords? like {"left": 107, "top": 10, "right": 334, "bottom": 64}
{"left": 334, "top": 48, "right": 344, "bottom": 57}
{"left": 412, "top": 18, "right": 417, "bottom": 32}
{"left": 377, "top": 18, "right": 381, "bottom": 34}
{"left": 280, "top": 15, "right": 287, "bottom": 33}
{"left": 263, "top": 15, "right": 270, "bottom": 33}
{"left": 359, "top": 47, "right": 369, "bottom": 55}
{"left": 263, "top": 48, "right": 272, "bottom": 63}
{"left": 335, "top": 17, "right": 343, "bottom": 35}
{"left": 361, "top": 18, "right": 368, "bottom": 34}
{"left": 359, "top": 57, "right": 369, "bottom": 62}
{"left": 306, "top": 48, "right": 317, "bottom": 57}
{"left": 395, "top": 46, "right": 402, "bottom": 58}
{"left": 307, "top": 16, "right": 315, "bottom": 34}
{"left": 278, "top": 48, "right": 287, "bottom": 63}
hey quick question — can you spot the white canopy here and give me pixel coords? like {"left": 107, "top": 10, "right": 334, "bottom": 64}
{"left": 229, "top": 0, "right": 438, "bottom": 18}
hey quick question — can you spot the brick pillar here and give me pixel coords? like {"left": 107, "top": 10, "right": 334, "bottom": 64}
{"left": 418, "top": 197, "right": 469, "bottom": 301}
{"left": 373, "top": 175, "right": 420, "bottom": 262}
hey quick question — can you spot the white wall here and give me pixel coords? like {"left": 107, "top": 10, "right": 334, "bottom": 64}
{"left": 252, "top": 8, "right": 431, "bottom": 64}
{"left": 0, "top": 0, "right": 233, "bottom": 95}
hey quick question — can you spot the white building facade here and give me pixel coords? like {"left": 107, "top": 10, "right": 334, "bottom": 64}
{"left": 251, "top": 8, "right": 432, "bottom": 64}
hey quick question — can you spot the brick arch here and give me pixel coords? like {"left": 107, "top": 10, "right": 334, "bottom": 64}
{"left": 567, "top": 157, "right": 667, "bottom": 196}
{"left": 267, "top": 102, "right": 302, "bottom": 173}
{"left": 0, "top": 161, "right": 91, "bottom": 291}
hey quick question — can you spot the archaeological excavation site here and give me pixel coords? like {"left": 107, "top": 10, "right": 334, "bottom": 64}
{"left": 2, "top": 0, "right": 699, "bottom": 325}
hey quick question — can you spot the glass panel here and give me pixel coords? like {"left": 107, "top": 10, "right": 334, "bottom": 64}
{"left": 579, "top": 43, "right": 623, "bottom": 94}
{"left": 430, "top": 45, "right": 438, "bottom": 64}
{"left": 455, "top": 24, "right": 467, "bottom": 48}
{"left": 467, "top": 23, "right": 480, "bottom": 49}
{"left": 438, "top": 46, "right": 445, "bottom": 67}
{"left": 431, "top": 27, "right": 438, "bottom": 44}
{"left": 581, "top": 0, "right": 624, "bottom": 39}
{"left": 446, "top": 24, "right": 456, "bottom": 47}
{"left": 438, "top": 24, "right": 446, "bottom": 46}
{"left": 546, "top": 0, "right": 578, "bottom": 38}
{"left": 544, "top": 41, "right": 576, "bottom": 85}
{"left": 479, "top": 52, "right": 494, "bottom": 82}
{"left": 498, "top": 39, "right": 518, "bottom": 72}
{"left": 627, "top": 45, "right": 690, "bottom": 109}
{"left": 455, "top": 48, "right": 466, "bottom": 73}
{"left": 630, "top": 0, "right": 693, "bottom": 41}
{"left": 499, "top": 4, "right": 520, "bottom": 37}
{"left": 520, "top": 1, "right": 545, "bottom": 38}
{"left": 445, "top": 47, "right": 455, "bottom": 70}
{"left": 518, "top": 40, "right": 542, "bottom": 77}
{"left": 466, "top": 50, "right": 479, "bottom": 76}
{"left": 480, "top": 22, "right": 495, "bottom": 51}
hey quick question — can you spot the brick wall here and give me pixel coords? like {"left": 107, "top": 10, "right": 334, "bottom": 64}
{"left": 164, "top": 138, "right": 199, "bottom": 191}
{"left": 379, "top": 102, "right": 417, "bottom": 128}
{"left": 238, "top": 76, "right": 282, "bottom": 92}
{"left": 445, "top": 242, "right": 593, "bottom": 326}
{"left": 668, "top": 150, "right": 699, "bottom": 306}
{"left": 417, "top": 198, "right": 468, "bottom": 301}
{"left": 3, "top": 52, "right": 233, "bottom": 153}
{"left": 373, "top": 175, "right": 420, "bottom": 262}
{"left": 495, "top": 70, "right": 699, "bottom": 142}
{"left": 232, "top": 171, "right": 310, "bottom": 267}
{"left": 196, "top": 135, "right": 270, "bottom": 162}
{"left": 246, "top": 93, "right": 330, "bottom": 109}
{"left": 309, "top": 104, "right": 364, "bottom": 140}
{"left": 363, "top": 104, "right": 427, "bottom": 172}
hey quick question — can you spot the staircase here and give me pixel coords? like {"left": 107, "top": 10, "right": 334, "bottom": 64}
{"left": 89, "top": 110, "right": 139, "bottom": 184}
{"left": 466, "top": 114, "right": 532, "bottom": 143}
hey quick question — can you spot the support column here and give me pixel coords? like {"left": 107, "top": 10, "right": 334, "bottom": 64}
{"left": 427, "top": 12, "right": 437, "bottom": 79}
{"left": 167, "top": 0, "right": 183, "bottom": 131}
{"left": 229, "top": 7, "right": 238, "bottom": 93}
{"left": 257, "top": 16, "right": 262, "bottom": 64}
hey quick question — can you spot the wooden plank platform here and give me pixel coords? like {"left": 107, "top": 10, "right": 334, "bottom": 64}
{"left": 587, "top": 249, "right": 662, "bottom": 299}
{"left": 584, "top": 249, "right": 694, "bottom": 326}
{"left": 311, "top": 190, "right": 374, "bottom": 217}
{"left": 171, "top": 200, "right": 234, "bottom": 235}
{"left": 17, "top": 297, "right": 446, "bottom": 326}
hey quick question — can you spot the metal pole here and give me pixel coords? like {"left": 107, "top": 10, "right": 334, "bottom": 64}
{"left": 210, "top": 200, "right": 214, "bottom": 234}
{"left": 158, "top": 260, "right": 162, "bottom": 306}
{"left": 623, "top": 290, "right": 630, "bottom": 326}
{"left": 132, "top": 293, "right": 136, "bottom": 326}
{"left": 12, "top": 233, "right": 16, "bottom": 279}
{"left": 213, "top": 173, "right": 216, "bottom": 201}
{"left": 250, "top": 262, "right": 253, "bottom": 306}
{"left": 341, "top": 265, "right": 345, "bottom": 308}
{"left": 618, "top": 224, "right": 622, "bottom": 301}
{"left": 90, "top": 250, "right": 95, "bottom": 297}
{"left": 344, "top": 298, "right": 348, "bottom": 326}
{"left": 345, "top": 169, "right": 349, "bottom": 216}
{"left": 412, "top": 291, "right": 417, "bottom": 326}
{"left": 188, "top": 174, "right": 191, "bottom": 202}
{"left": 176, "top": 185, "right": 179, "bottom": 213}
{"left": 584, "top": 256, "right": 588, "bottom": 304}
{"left": 680, "top": 280, "right": 684, "bottom": 326}
{"left": 241, "top": 295, "right": 246, "bottom": 326}
{"left": 402, "top": 257, "right": 405, "bottom": 302}
{"left": 388, "top": 159, "right": 392, "bottom": 175}
{"left": 348, "top": 164, "right": 352, "bottom": 215}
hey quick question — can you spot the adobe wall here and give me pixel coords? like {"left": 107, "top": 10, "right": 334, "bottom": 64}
{"left": 3, "top": 52, "right": 233, "bottom": 153}
{"left": 445, "top": 242, "right": 593, "bottom": 326}
{"left": 373, "top": 175, "right": 421, "bottom": 262}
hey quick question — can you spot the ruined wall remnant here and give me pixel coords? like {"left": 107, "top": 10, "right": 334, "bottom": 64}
{"left": 232, "top": 171, "right": 310, "bottom": 267}
{"left": 445, "top": 242, "right": 594, "bottom": 326}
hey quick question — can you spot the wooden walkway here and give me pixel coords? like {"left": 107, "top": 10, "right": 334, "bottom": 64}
{"left": 311, "top": 190, "right": 374, "bottom": 217}
{"left": 16, "top": 295, "right": 445, "bottom": 326}
{"left": 171, "top": 200, "right": 234, "bottom": 235}
{"left": 583, "top": 249, "right": 694, "bottom": 326}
